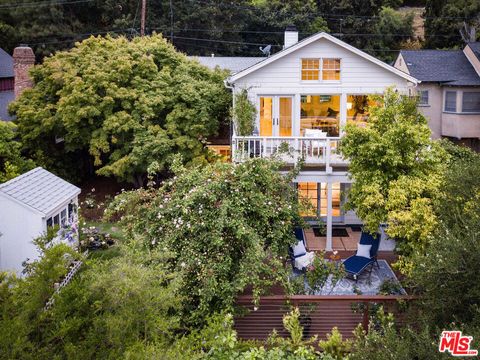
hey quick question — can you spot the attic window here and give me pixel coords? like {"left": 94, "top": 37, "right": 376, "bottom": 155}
{"left": 301, "top": 59, "right": 320, "bottom": 80}
{"left": 301, "top": 58, "right": 341, "bottom": 81}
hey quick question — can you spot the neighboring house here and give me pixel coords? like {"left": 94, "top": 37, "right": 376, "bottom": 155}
{"left": 0, "top": 48, "right": 15, "bottom": 121}
{"left": 0, "top": 45, "right": 35, "bottom": 122}
{"left": 0, "top": 167, "right": 80, "bottom": 275}
{"left": 394, "top": 43, "right": 480, "bottom": 151}
{"left": 223, "top": 29, "right": 418, "bottom": 250}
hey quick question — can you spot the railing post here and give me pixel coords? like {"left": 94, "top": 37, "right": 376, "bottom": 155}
{"left": 231, "top": 137, "right": 236, "bottom": 162}
{"left": 263, "top": 137, "right": 267, "bottom": 158}
{"left": 363, "top": 301, "right": 370, "bottom": 334}
{"left": 294, "top": 138, "right": 299, "bottom": 163}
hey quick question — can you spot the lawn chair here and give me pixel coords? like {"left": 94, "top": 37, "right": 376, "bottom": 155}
{"left": 289, "top": 227, "right": 315, "bottom": 272}
{"left": 343, "top": 231, "right": 381, "bottom": 282}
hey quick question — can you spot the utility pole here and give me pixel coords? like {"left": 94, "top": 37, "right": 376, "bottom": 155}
{"left": 140, "top": 0, "right": 146, "bottom": 36}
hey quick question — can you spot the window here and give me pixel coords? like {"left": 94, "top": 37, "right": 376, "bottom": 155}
{"left": 46, "top": 207, "right": 69, "bottom": 229}
{"left": 297, "top": 182, "right": 341, "bottom": 218}
{"left": 60, "top": 209, "right": 67, "bottom": 227}
{"left": 418, "top": 90, "right": 429, "bottom": 106}
{"left": 322, "top": 58, "right": 341, "bottom": 80}
{"left": 300, "top": 95, "right": 340, "bottom": 137}
{"left": 301, "top": 58, "right": 341, "bottom": 81}
{"left": 301, "top": 59, "right": 320, "bottom": 80}
{"left": 462, "top": 92, "right": 480, "bottom": 113}
{"left": 445, "top": 91, "right": 457, "bottom": 112}
{"left": 347, "top": 95, "right": 378, "bottom": 126}
{"left": 298, "top": 182, "right": 318, "bottom": 217}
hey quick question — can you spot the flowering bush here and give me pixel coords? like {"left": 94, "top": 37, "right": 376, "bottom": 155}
{"left": 106, "top": 158, "right": 303, "bottom": 326}
{"left": 305, "top": 253, "right": 345, "bottom": 295}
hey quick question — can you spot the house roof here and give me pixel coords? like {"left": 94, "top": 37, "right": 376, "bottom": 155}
{"left": 191, "top": 56, "right": 266, "bottom": 73}
{"left": 0, "top": 48, "right": 13, "bottom": 79}
{"left": 467, "top": 42, "right": 480, "bottom": 62}
{"left": 228, "top": 32, "right": 419, "bottom": 84}
{"left": 0, "top": 167, "right": 81, "bottom": 216}
{"left": 0, "top": 90, "right": 14, "bottom": 121}
{"left": 400, "top": 49, "right": 480, "bottom": 86}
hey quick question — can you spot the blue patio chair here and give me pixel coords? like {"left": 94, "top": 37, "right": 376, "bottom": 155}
{"left": 343, "top": 231, "right": 381, "bottom": 282}
{"left": 289, "top": 227, "right": 315, "bottom": 272}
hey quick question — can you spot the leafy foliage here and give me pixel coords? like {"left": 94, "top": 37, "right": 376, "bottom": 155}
{"left": 0, "top": 121, "right": 35, "bottom": 183}
{"left": 106, "top": 158, "right": 303, "bottom": 326}
{"left": 232, "top": 89, "right": 256, "bottom": 136}
{"left": 341, "top": 89, "right": 448, "bottom": 271}
{"left": 11, "top": 35, "right": 231, "bottom": 185}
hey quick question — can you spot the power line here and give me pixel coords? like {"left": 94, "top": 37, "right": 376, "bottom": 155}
{"left": 0, "top": 0, "right": 94, "bottom": 9}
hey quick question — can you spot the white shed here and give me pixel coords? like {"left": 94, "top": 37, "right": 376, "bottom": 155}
{"left": 0, "top": 167, "right": 81, "bottom": 274}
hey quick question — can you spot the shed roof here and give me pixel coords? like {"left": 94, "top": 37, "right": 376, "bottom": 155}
{"left": 400, "top": 49, "right": 480, "bottom": 86}
{"left": 0, "top": 48, "right": 13, "bottom": 79}
{"left": 191, "top": 56, "right": 266, "bottom": 73}
{"left": 0, "top": 167, "right": 81, "bottom": 216}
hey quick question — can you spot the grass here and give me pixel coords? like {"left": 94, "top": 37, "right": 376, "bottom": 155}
{"left": 81, "top": 220, "right": 126, "bottom": 261}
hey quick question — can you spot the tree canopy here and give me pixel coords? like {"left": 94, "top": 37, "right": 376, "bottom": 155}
{"left": 340, "top": 89, "right": 448, "bottom": 272}
{"left": 11, "top": 34, "right": 231, "bottom": 185}
{"left": 0, "top": 121, "right": 34, "bottom": 183}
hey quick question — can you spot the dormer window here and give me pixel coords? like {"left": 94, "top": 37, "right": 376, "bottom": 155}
{"left": 301, "top": 58, "right": 341, "bottom": 81}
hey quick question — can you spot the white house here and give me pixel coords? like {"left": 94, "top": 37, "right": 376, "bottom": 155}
{"left": 0, "top": 167, "right": 81, "bottom": 274}
{"left": 211, "top": 29, "right": 419, "bottom": 250}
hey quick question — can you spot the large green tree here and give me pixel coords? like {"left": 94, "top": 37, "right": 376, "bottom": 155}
{"left": 0, "top": 122, "right": 34, "bottom": 183}
{"left": 340, "top": 89, "right": 448, "bottom": 273}
{"left": 11, "top": 34, "right": 231, "bottom": 185}
{"left": 424, "top": 0, "right": 480, "bottom": 48}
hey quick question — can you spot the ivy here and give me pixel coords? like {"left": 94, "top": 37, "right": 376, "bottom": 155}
{"left": 232, "top": 89, "right": 256, "bottom": 136}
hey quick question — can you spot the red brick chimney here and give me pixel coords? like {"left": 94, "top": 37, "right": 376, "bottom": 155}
{"left": 13, "top": 45, "right": 35, "bottom": 99}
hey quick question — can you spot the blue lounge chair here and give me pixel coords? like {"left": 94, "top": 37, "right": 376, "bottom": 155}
{"left": 343, "top": 231, "right": 381, "bottom": 281}
{"left": 289, "top": 228, "right": 315, "bottom": 272}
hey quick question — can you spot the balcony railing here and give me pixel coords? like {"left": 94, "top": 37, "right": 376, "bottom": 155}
{"left": 231, "top": 136, "right": 347, "bottom": 168}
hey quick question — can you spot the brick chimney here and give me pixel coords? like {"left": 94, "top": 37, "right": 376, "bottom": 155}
{"left": 13, "top": 45, "right": 35, "bottom": 99}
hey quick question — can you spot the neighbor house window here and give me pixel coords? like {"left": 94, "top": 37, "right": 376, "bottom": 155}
{"left": 301, "top": 59, "right": 320, "bottom": 80}
{"left": 462, "top": 92, "right": 480, "bottom": 112}
{"left": 445, "top": 91, "right": 457, "bottom": 112}
{"left": 301, "top": 58, "right": 341, "bottom": 81}
{"left": 418, "top": 90, "right": 429, "bottom": 105}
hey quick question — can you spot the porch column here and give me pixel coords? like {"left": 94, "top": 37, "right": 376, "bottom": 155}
{"left": 294, "top": 93, "right": 301, "bottom": 136}
{"left": 326, "top": 182, "right": 333, "bottom": 251}
{"left": 339, "top": 93, "right": 347, "bottom": 137}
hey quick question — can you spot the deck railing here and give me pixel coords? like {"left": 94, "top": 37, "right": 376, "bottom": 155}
{"left": 231, "top": 136, "right": 347, "bottom": 167}
{"left": 235, "top": 295, "right": 413, "bottom": 340}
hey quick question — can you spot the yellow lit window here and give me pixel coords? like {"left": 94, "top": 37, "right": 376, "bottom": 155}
{"left": 301, "top": 59, "right": 320, "bottom": 80}
{"left": 322, "top": 58, "right": 341, "bottom": 80}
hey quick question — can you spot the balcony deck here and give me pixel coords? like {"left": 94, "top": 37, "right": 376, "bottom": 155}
{"left": 231, "top": 136, "right": 348, "bottom": 168}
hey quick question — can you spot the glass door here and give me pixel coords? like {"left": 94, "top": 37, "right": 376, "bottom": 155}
{"left": 259, "top": 96, "right": 293, "bottom": 137}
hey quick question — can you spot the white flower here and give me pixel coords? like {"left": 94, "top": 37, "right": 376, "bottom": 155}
{"left": 253, "top": 306, "right": 258, "bottom": 311}
{"left": 180, "top": 262, "right": 186, "bottom": 268}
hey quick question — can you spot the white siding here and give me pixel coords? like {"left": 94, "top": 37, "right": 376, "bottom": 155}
{"left": 234, "top": 38, "right": 412, "bottom": 93}
{"left": 0, "top": 196, "right": 44, "bottom": 275}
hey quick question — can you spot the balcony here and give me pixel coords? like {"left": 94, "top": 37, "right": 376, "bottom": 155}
{"left": 231, "top": 136, "right": 347, "bottom": 169}
{"left": 442, "top": 112, "right": 480, "bottom": 139}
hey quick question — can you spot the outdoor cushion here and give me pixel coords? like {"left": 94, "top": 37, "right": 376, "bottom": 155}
{"left": 294, "top": 251, "right": 315, "bottom": 270}
{"left": 292, "top": 240, "right": 307, "bottom": 257}
{"left": 356, "top": 244, "right": 372, "bottom": 259}
{"left": 343, "top": 255, "right": 373, "bottom": 275}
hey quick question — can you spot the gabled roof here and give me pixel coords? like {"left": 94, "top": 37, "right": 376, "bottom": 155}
{"left": 228, "top": 32, "right": 418, "bottom": 84}
{"left": 0, "top": 48, "right": 13, "bottom": 79}
{"left": 191, "top": 56, "right": 266, "bottom": 73}
{"left": 467, "top": 42, "right": 480, "bottom": 62}
{"left": 0, "top": 167, "right": 81, "bottom": 216}
{"left": 400, "top": 49, "right": 480, "bottom": 86}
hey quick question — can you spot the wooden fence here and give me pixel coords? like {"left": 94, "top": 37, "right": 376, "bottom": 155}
{"left": 234, "top": 295, "right": 412, "bottom": 340}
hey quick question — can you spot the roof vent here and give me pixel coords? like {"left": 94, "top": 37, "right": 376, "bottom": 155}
{"left": 284, "top": 25, "right": 298, "bottom": 49}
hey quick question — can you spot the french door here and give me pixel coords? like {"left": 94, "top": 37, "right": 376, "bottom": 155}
{"left": 259, "top": 96, "right": 293, "bottom": 137}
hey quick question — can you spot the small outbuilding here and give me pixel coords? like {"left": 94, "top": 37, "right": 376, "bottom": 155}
{"left": 0, "top": 167, "right": 81, "bottom": 274}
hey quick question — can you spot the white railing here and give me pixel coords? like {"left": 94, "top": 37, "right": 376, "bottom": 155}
{"left": 231, "top": 136, "right": 347, "bottom": 168}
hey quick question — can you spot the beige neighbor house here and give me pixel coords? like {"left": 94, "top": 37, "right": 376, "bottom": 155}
{"left": 394, "top": 43, "right": 480, "bottom": 151}
{"left": 195, "top": 28, "right": 419, "bottom": 250}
